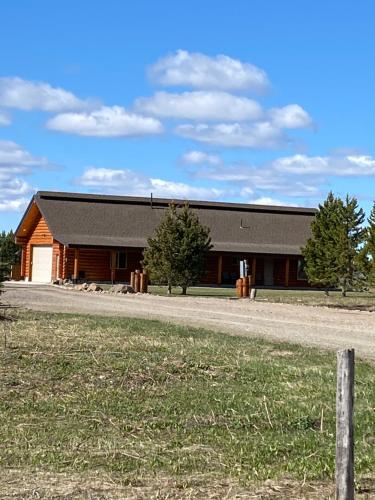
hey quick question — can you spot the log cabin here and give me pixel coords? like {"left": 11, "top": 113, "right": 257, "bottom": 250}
{"left": 15, "top": 191, "right": 316, "bottom": 287}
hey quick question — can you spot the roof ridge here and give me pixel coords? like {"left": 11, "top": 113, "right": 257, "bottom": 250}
{"left": 35, "top": 190, "right": 317, "bottom": 215}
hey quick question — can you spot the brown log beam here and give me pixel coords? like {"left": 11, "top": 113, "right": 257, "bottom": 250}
{"left": 217, "top": 255, "right": 223, "bottom": 285}
{"left": 285, "top": 257, "right": 290, "bottom": 287}
{"left": 110, "top": 250, "right": 116, "bottom": 284}
{"left": 252, "top": 257, "right": 257, "bottom": 286}
{"left": 73, "top": 248, "right": 80, "bottom": 281}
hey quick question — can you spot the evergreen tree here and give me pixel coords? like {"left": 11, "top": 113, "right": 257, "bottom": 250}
{"left": 0, "top": 230, "right": 19, "bottom": 282}
{"left": 335, "top": 195, "right": 366, "bottom": 295}
{"left": 142, "top": 204, "right": 180, "bottom": 294}
{"left": 143, "top": 202, "right": 212, "bottom": 295}
{"left": 362, "top": 202, "right": 375, "bottom": 286}
{"left": 302, "top": 192, "right": 342, "bottom": 293}
{"left": 302, "top": 192, "right": 366, "bottom": 296}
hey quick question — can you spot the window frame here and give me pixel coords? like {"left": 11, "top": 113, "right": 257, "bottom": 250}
{"left": 115, "top": 250, "right": 127, "bottom": 270}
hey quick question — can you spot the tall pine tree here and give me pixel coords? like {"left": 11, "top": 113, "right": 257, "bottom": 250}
{"left": 302, "top": 192, "right": 366, "bottom": 296}
{"left": 143, "top": 203, "right": 212, "bottom": 295}
{"left": 362, "top": 202, "right": 375, "bottom": 286}
{"left": 335, "top": 195, "right": 366, "bottom": 296}
{"left": 302, "top": 192, "right": 342, "bottom": 293}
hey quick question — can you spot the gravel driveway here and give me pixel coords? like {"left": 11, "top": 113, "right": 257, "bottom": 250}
{"left": 4, "top": 283, "right": 375, "bottom": 359}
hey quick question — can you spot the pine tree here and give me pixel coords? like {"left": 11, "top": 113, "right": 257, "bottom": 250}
{"left": 335, "top": 195, "right": 366, "bottom": 296}
{"left": 302, "top": 192, "right": 366, "bottom": 296}
{"left": 0, "top": 230, "right": 18, "bottom": 281}
{"left": 302, "top": 192, "right": 342, "bottom": 293}
{"left": 142, "top": 204, "right": 180, "bottom": 294}
{"left": 143, "top": 203, "right": 212, "bottom": 295}
{"left": 362, "top": 202, "right": 375, "bottom": 286}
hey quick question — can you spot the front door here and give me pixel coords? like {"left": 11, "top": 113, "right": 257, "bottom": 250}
{"left": 264, "top": 258, "right": 274, "bottom": 286}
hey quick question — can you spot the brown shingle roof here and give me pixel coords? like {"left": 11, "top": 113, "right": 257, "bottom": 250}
{"left": 21, "top": 191, "right": 317, "bottom": 255}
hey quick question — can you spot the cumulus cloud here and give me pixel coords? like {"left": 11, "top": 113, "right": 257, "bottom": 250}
{"left": 135, "top": 91, "right": 263, "bottom": 121}
{"left": 271, "top": 153, "right": 375, "bottom": 176}
{"left": 176, "top": 122, "right": 285, "bottom": 148}
{"left": 248, "top": 196, "right": 296, "bottom": 207}
{"left": 269, "top": 104, "right": 313, "bottom": 129}
{"left": 46, "top": 106, "right": 164, "bottom": 137}
{"left": 0, "top": 110, "right": 11, "bottom": 126}
{"left": 148, "top": 50, "right": 270, "bottom": 92}
{"left": 180, "top": 150, "right": 222, "bottom": 166}
{"left": 0, "top": 77, "right": 88, "bottom": 111}
{"left": 0, "top": 139, "right": 56, "bottom": 173}
{"left": 0, "top": 140, "right": 57, "bottom": 211}
{"left": 75, "top": 167, "right": 223, "bottom": 200}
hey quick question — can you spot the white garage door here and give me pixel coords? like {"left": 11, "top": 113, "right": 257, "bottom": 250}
{"left": 32, "top": 246, "right": 53, "bottom": 283}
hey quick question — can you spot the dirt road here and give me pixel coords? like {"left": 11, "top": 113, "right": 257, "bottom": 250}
{"left": 4, "top": 283, "right": 375, "bottom": 359}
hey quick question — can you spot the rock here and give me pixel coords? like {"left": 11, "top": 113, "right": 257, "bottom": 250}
{"left": 108, "top": 284, "right": 135, "bottom": 294}
{"left": 52, "top": 279, "right": 63, "bottom": 285}
{"left": 109, "top": 284, "right": 129, "bottom": 294}
{"left": 87, "top": 283, "right": 102, "bottom": 292}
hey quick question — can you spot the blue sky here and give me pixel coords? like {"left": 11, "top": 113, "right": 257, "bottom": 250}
{"left": 1, "top": 0, "right": 375, "bottom": 230}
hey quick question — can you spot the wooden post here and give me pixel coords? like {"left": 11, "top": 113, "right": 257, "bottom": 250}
{"left": 242, "top": 275, "right": 250, "bottom": 297}
{"left": 336, "top": 349, "right": 355, "bottom": 500}
{"left": 251, "top": 258, "right": 256, "bottom": 286}
{"left": 130, "top": 271, "right": 135, "bottom": 289}
{"left": 140, "top": 272, "right": 148, "bottom": 293}
{"left": 236, "top": 278, "right": 243, "bottom": 298}
{"left": 285, "top": 257, "right": 290, "bottom": 287}
{"left": 73, "top": 248, "right": 80, "bottom": 282}
{"left": 134, "top": 269, "right": 140, "bottom": 293}
{"left": 217, "top": 255, "right": 223, "bottom": 286}
{"left": 110, "top": 250, "right": 116, "bottom": 284}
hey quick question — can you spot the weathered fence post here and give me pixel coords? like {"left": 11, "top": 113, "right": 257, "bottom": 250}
{"left": 336, "top": 349, "right": 355, "bottom": 500}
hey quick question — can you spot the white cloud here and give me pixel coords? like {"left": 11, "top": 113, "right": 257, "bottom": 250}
{"left": 0, "top": 77, "right": 88, "bottom": 111}
{"left": 0, "top": 140, "right": 56, "bottom": 211}
{"left": 271, "top": 153, "right": 375, "bottom": 176}
{"left": 180, "top": 150, "right": 222, "bottom": 166}
{"left": 46, "top": 106, "right": 164, "bottom": 137}
{"left": 135, "top": 91, "right": 263, "bottom": 121}
{"left": 249, "top": 196, "right": 296, "bottom": 207}
{"left": 75, "top": 167, "right": 223, "bottom": 200}
{"left": 0, "top": 139, "right": 56, "bottom": 173}
{"left": 269, "top": 104, "right": 313, "bottom": 129}
{"left": 148, "top": 50, "right": 270, "bottom": 92}
{"left": 0, "top": 110, "right": 11, "bottom": 126}
{"left": 176, "top": 122, "right": 285, "bottom": 148}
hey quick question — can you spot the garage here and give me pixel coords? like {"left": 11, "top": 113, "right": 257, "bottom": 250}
{"left": 31, "top": 246, "right": 53, "bottom": 283}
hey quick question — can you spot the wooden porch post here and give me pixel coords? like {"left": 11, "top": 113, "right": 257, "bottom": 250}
{"left": 217, "top": 255, "right": 223, "bottom": 285}
{"left": 62, "top": 246, "right": 67, "bottom": 280}
{"left": 251, "top": 257, "right": 257, "bottom": 286}
{"left": 73, "top": 248, "right": 80, "bottom": 282}
{"left": 110, "top": 250, "right": 116, "bottom": 284}
{"left": 285, "top": 257, "right": 290, "bottom": 287}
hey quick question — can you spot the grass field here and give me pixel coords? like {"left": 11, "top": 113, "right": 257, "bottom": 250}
{"left": 1, "top": 311, "right": 375, "bottom": 497}
{"left": 149, "top": 285, "right": 375, "bottom": 310}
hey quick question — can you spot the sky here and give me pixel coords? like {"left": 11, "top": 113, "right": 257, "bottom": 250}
{"left": 1, "top": 0, "right": 375, "bottom": 231}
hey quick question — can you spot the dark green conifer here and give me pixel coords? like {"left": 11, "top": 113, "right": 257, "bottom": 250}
{"left": 302, "top": 193, "right": 366, "bottom": 296}
{"left": 143, "top": 202, "right": 212, "bottom": 295}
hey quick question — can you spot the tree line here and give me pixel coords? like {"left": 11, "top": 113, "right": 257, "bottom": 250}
{"left": 0, "top": 230, "right": 19, "bottom": 282}
{"left": 302, "top": 192, "right": 375, "bottom": 296}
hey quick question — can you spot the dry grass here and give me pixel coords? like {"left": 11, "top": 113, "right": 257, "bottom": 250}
{"left": 1, "top": 311, "right": 375, "bottom": 498}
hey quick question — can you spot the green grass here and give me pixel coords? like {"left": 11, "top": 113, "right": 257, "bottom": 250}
{"left": 1, "top": 311, "right": 375, "bottom": 494}
{"left": 149, "top": 285, "right": 375, "bottom": 310}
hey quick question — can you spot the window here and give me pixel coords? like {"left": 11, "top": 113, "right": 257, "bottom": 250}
{"left": 116, "top": 250, "right": 127, "bottom": 269}
{"left": 297, "top": 259, "right": 307, "bottom": 281}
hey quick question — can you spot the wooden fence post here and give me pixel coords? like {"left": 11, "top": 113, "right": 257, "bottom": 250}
{"left": 336, "top": 349, "right": 355, "bottom": 500}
